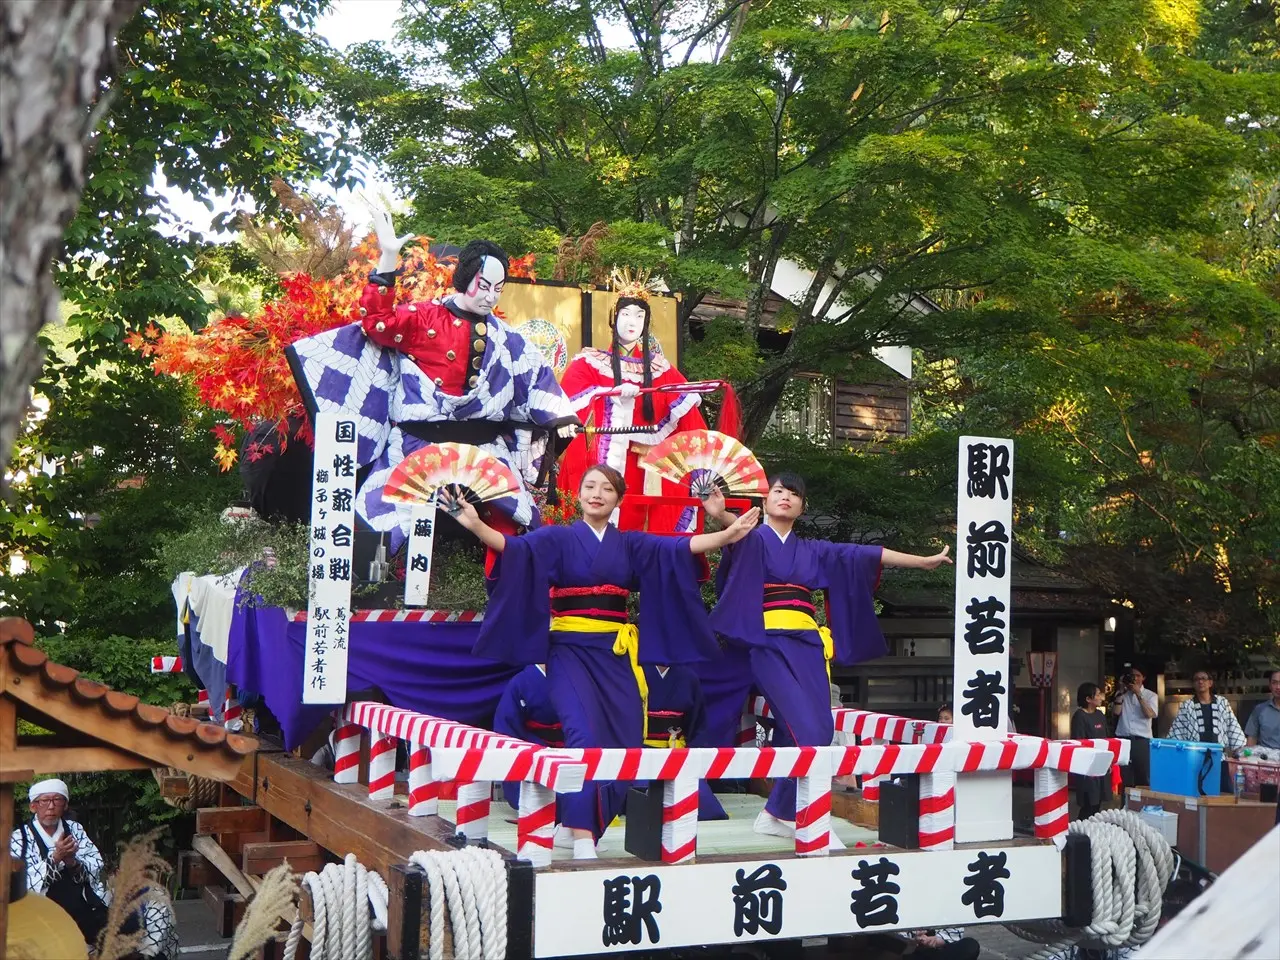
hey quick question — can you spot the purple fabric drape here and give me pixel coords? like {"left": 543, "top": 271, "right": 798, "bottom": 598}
{"left": 226, "top": 602, "right": 520, "bottom": 750}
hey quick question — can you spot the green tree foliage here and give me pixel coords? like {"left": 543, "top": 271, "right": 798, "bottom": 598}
{"left": 2, "top": 0, "right": 359, "bottom": 834}
{"left": 331, "top": 0, "right": 1279, "bottom": 442}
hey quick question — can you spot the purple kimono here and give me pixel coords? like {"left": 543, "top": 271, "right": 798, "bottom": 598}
{"left": 493, "top": 664, "right": 563, "bottom": 809}
{"left": 645, "top": 663, "right": 729, "bottom": 820}
{"left": 707, "top": 525, "right": 884, "bottom": 821}
{"left": 474, "top": 521, "right": 719, "bottom": 837}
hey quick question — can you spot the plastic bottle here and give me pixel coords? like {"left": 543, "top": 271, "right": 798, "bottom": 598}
{"left": 1234, "top": 763, "right": 1246, "bottom": 800}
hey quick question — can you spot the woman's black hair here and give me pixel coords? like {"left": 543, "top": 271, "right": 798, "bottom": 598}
{"left": 767, "top": 471, "right": 807, "bottom": 505}
{"left": 1077, "top": 682, "right": 1100, "bottom": 708}
{"left": 610, "top": 296, "right": 655, "bottom": 421}
{"left": 453, "top": 239, "right": 510, "bottom": 293}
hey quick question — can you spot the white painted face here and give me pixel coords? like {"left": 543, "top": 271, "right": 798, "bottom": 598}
{"left": 455, "top": 256, "right": 506, "bottom": 315}
{"left": 614, "top": 303, "right": 647, "bottom": 348}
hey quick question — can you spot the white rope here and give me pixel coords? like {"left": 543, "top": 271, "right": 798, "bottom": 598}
{"left": 409, "top": 847, "right": 510, "bottom": 960}
{"left": 1006, "top": 809, "right": 1176, "bottom": 960}
{"left": 282, "top": 855, "right": 388, "bottom": 960}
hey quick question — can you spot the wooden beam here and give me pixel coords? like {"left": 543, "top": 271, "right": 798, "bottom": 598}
{"left": 242, "top": 840, "right": 325, "bottom": 876}
{"left": 4, "top": 669, "right": 246, "bottom": 781}
{"left": 158, "top": 774, "right": 191, "bottom": 800}
{"left": 231, "top": 750, "right": 463, "bottom": 877}
{"left": 386, "top": 863, "right": 424, "bottom": 960}
{"left": 0, "top": 686, "right": 16, "bottom": 944}
{"left": 192, "top": 834, "right": 257, "bottom": 900}
{"left": 179, "top": 850, "right": 220, "bottom": 888}
{"left": 196, "top": 806, "right": 269, "bottom": 836}
{"left": 6, "top": 743, "right": 154, "bottom": 774}
{"left": 201, "top": 882, "right": 246, "bottom": 938}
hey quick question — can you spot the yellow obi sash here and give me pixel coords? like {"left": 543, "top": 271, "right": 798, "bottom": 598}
{"left": 762, "top": 609, "right": 835, "bottom": 681}
{"left": 550, "top": 615, "right": 650, "bottom": 739}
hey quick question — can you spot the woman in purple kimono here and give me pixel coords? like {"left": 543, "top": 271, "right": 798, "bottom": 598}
{"left": 703, "top": 472, "right": 951, "bottom": 843}
{"left": 492, "top": 664, "right": 564, "bottom": 809}
{"left": 445, "top": 465, "right": 758, "bottom": 858}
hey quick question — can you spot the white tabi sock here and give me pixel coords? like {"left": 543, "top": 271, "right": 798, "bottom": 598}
{"left": 572, "top": 837, "right": 599, "bottom": 860}
{"left": 753, "top": 809, "right": 796, "bottom": 838}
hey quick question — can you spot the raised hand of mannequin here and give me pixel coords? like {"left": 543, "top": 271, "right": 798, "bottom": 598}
{"left": 372, "top": 207, "right": 416, "bottom": 274}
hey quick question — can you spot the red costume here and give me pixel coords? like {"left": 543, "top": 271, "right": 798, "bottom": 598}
{"left": 358, "top": 283, "right": 487, "bottom": 395}
{"left": 557, "top": 345, "right": 706, "bottom": 532}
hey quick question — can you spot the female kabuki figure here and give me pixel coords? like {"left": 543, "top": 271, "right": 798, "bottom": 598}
{"left": 703, "top": 474, "right": 952, "bottom": 844}
{"left": 287, "top": 211, "right": 579, "bottom": 550}
{"left": 557, "top": 269, "right": 730, "bottom": 532}
{"left": 447, "top": 465, "right": 759, "bottom": 858}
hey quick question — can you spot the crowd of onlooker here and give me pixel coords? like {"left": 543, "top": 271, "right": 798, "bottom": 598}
{"left": 1064, "top": 666, "right": 1280, "bottom": 820}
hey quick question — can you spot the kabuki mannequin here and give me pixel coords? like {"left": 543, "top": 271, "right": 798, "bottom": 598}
{"left": 557, "top": 270, "right": 708, "bottom": 532}
{"left": 287, "top": 210, "right": 579, "bottom": 551}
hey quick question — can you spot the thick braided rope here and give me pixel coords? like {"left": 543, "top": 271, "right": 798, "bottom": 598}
{"left": 1005, "top": 810, "right": 1173, "bottom": 959}
{"left": 453, "top": 855, "right": 486, "bottom": 957}
{"left": 409, "top": 852, "right": 448, "bottom": 960}
{"left": 282, "top": 859, "right": 387, "bottom": 960}
{"left": 367, "top": 868, "right": 389, "bottom": 932}
{"left": 353, "top": 854, "right": 371, "bottom": 960}
{"left": 458, "top": 846, "right": 507, "bottom": 959}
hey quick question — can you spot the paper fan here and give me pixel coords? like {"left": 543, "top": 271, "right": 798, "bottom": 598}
{"left": 383, "top": 443, "right": 522, "bottom": 506}
{"left": 639, "top": 430, "right": 769, "bottom": 497}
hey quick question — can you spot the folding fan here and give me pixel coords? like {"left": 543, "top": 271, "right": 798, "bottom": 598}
{"left": 639, "top": 430, "right": 769, "bottom": 497}
{"left": 383, "top": 443, "right": 522, "bottom": 506}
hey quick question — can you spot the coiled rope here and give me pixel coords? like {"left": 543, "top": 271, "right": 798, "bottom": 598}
{"left": 282, "top": 853, "right": 388, "bottom": 960}
{"left": 409, "top": 847, "right": 508, "bottom": 960}
{"left": 1005, "top": 809, "right": 1176, "bottom": 960}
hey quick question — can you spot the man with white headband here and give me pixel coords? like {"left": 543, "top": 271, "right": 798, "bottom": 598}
{"left": 9, "top": 779, "right": 108, "bottom": 940}
{"left": 10, "top": 779, "right": 180, "bottom": 957}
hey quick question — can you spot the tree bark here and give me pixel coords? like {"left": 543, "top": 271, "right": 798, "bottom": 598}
{"left": 0, "top": 0, "right": 139, "bottom": 481}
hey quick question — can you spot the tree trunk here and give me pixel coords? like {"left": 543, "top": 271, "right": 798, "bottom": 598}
{"left": 0, "top": 0, "right": 139, "bottom": 482}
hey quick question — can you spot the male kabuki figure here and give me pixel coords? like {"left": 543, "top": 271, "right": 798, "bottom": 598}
{"left": 288, "top": 211, "right": 579, "bottom": 548}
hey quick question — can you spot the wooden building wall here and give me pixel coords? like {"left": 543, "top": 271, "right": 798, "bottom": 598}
{"left": 690, "top": 292, "right": 912, "bottom": 446}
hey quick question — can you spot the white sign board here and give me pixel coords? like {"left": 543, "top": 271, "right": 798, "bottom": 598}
{"left": 951, "top": 435, "right": 1014, "bottom": 840}
{"left": 403, "top": 497, "right": 437, "bottom": 607}
{"left": 533, "top": 844, "right": 1060, "bottom": 957}
{"left": 302, "top": 410, "right": 358, "bottom": 704}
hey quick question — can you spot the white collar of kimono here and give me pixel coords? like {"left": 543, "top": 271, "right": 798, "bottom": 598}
{"left": 32, "top": 819, "right": 65, "bottom": 848}
{"left": 584, "top": 520, "right": 611, "bottom": 541}
{"left": 655, "top": 665, "right": 669, "bottom": 678}
{"left": 535, "top": 664, "right": 547, "bottom": 676}
{"left": 765, "top": 521, "right": 791, "bottom": 543}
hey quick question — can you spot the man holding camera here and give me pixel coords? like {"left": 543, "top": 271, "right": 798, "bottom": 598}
{"left": 1112, "top": 666, "right": 1158, "bottom": 789}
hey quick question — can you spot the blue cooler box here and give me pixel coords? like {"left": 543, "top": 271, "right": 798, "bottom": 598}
{"left": 1148, "top": 738, "right": 1223, "bottom": 796}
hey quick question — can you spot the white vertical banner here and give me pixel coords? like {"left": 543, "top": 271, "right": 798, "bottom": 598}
{"left": 951, "top": 435, "right": 1014, "bottom": 842}
{"left": 404, "top": 497, "right": 437, "bottom": 607}
{"left": 302, "top": 410, "right": 358, "bottom": 705}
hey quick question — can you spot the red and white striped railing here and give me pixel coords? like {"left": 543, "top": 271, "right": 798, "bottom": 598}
{"left": 744, "top": 699, "right": 1129, "bottom": 847}
{"left": 151, "top": 655, "right": 184, "bottom": 673}
{"left": 334, "top": 702, "right": 587, "bottom": 866}
{"left": 292, "top": 609, "right": 482, "bottom": 623}
{"left": 336, "top": 697, "right": 1119, "bottom": 866}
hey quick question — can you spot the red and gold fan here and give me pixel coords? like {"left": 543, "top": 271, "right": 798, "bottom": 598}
{"left": 639, "top": 429, "right": 769, "bottom": 498}
{"left": 383, "top": 443, "right": 522, "bottom": 510}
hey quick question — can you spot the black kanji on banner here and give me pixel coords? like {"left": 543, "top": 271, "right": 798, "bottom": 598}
{"left": 849, "top": 857, "right": 901, "bottom": 928}
{"left": 961, "top": 670, "right": 1006, "bottom": 728}
{"left": 966, "top": 442, "right": 1010, "bottom": 500}
{"left": 965, "top": 520, "right": 1009, "bottom": 578}
{"left": 732, "top": 863, "right": 787, "bottom": 936}
{"left": 962, "top": 596, "right": 1007, "bottom": 655}
{"left": 602, "top": 875, "right": 662, "bottom": 946}
{"left": 962, "top": 851, "right": 1011, "bottom": 918}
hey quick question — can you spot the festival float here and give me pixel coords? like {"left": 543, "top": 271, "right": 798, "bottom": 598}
{"left": 135, "top": 216, "right": 1173, "bottom": 960}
